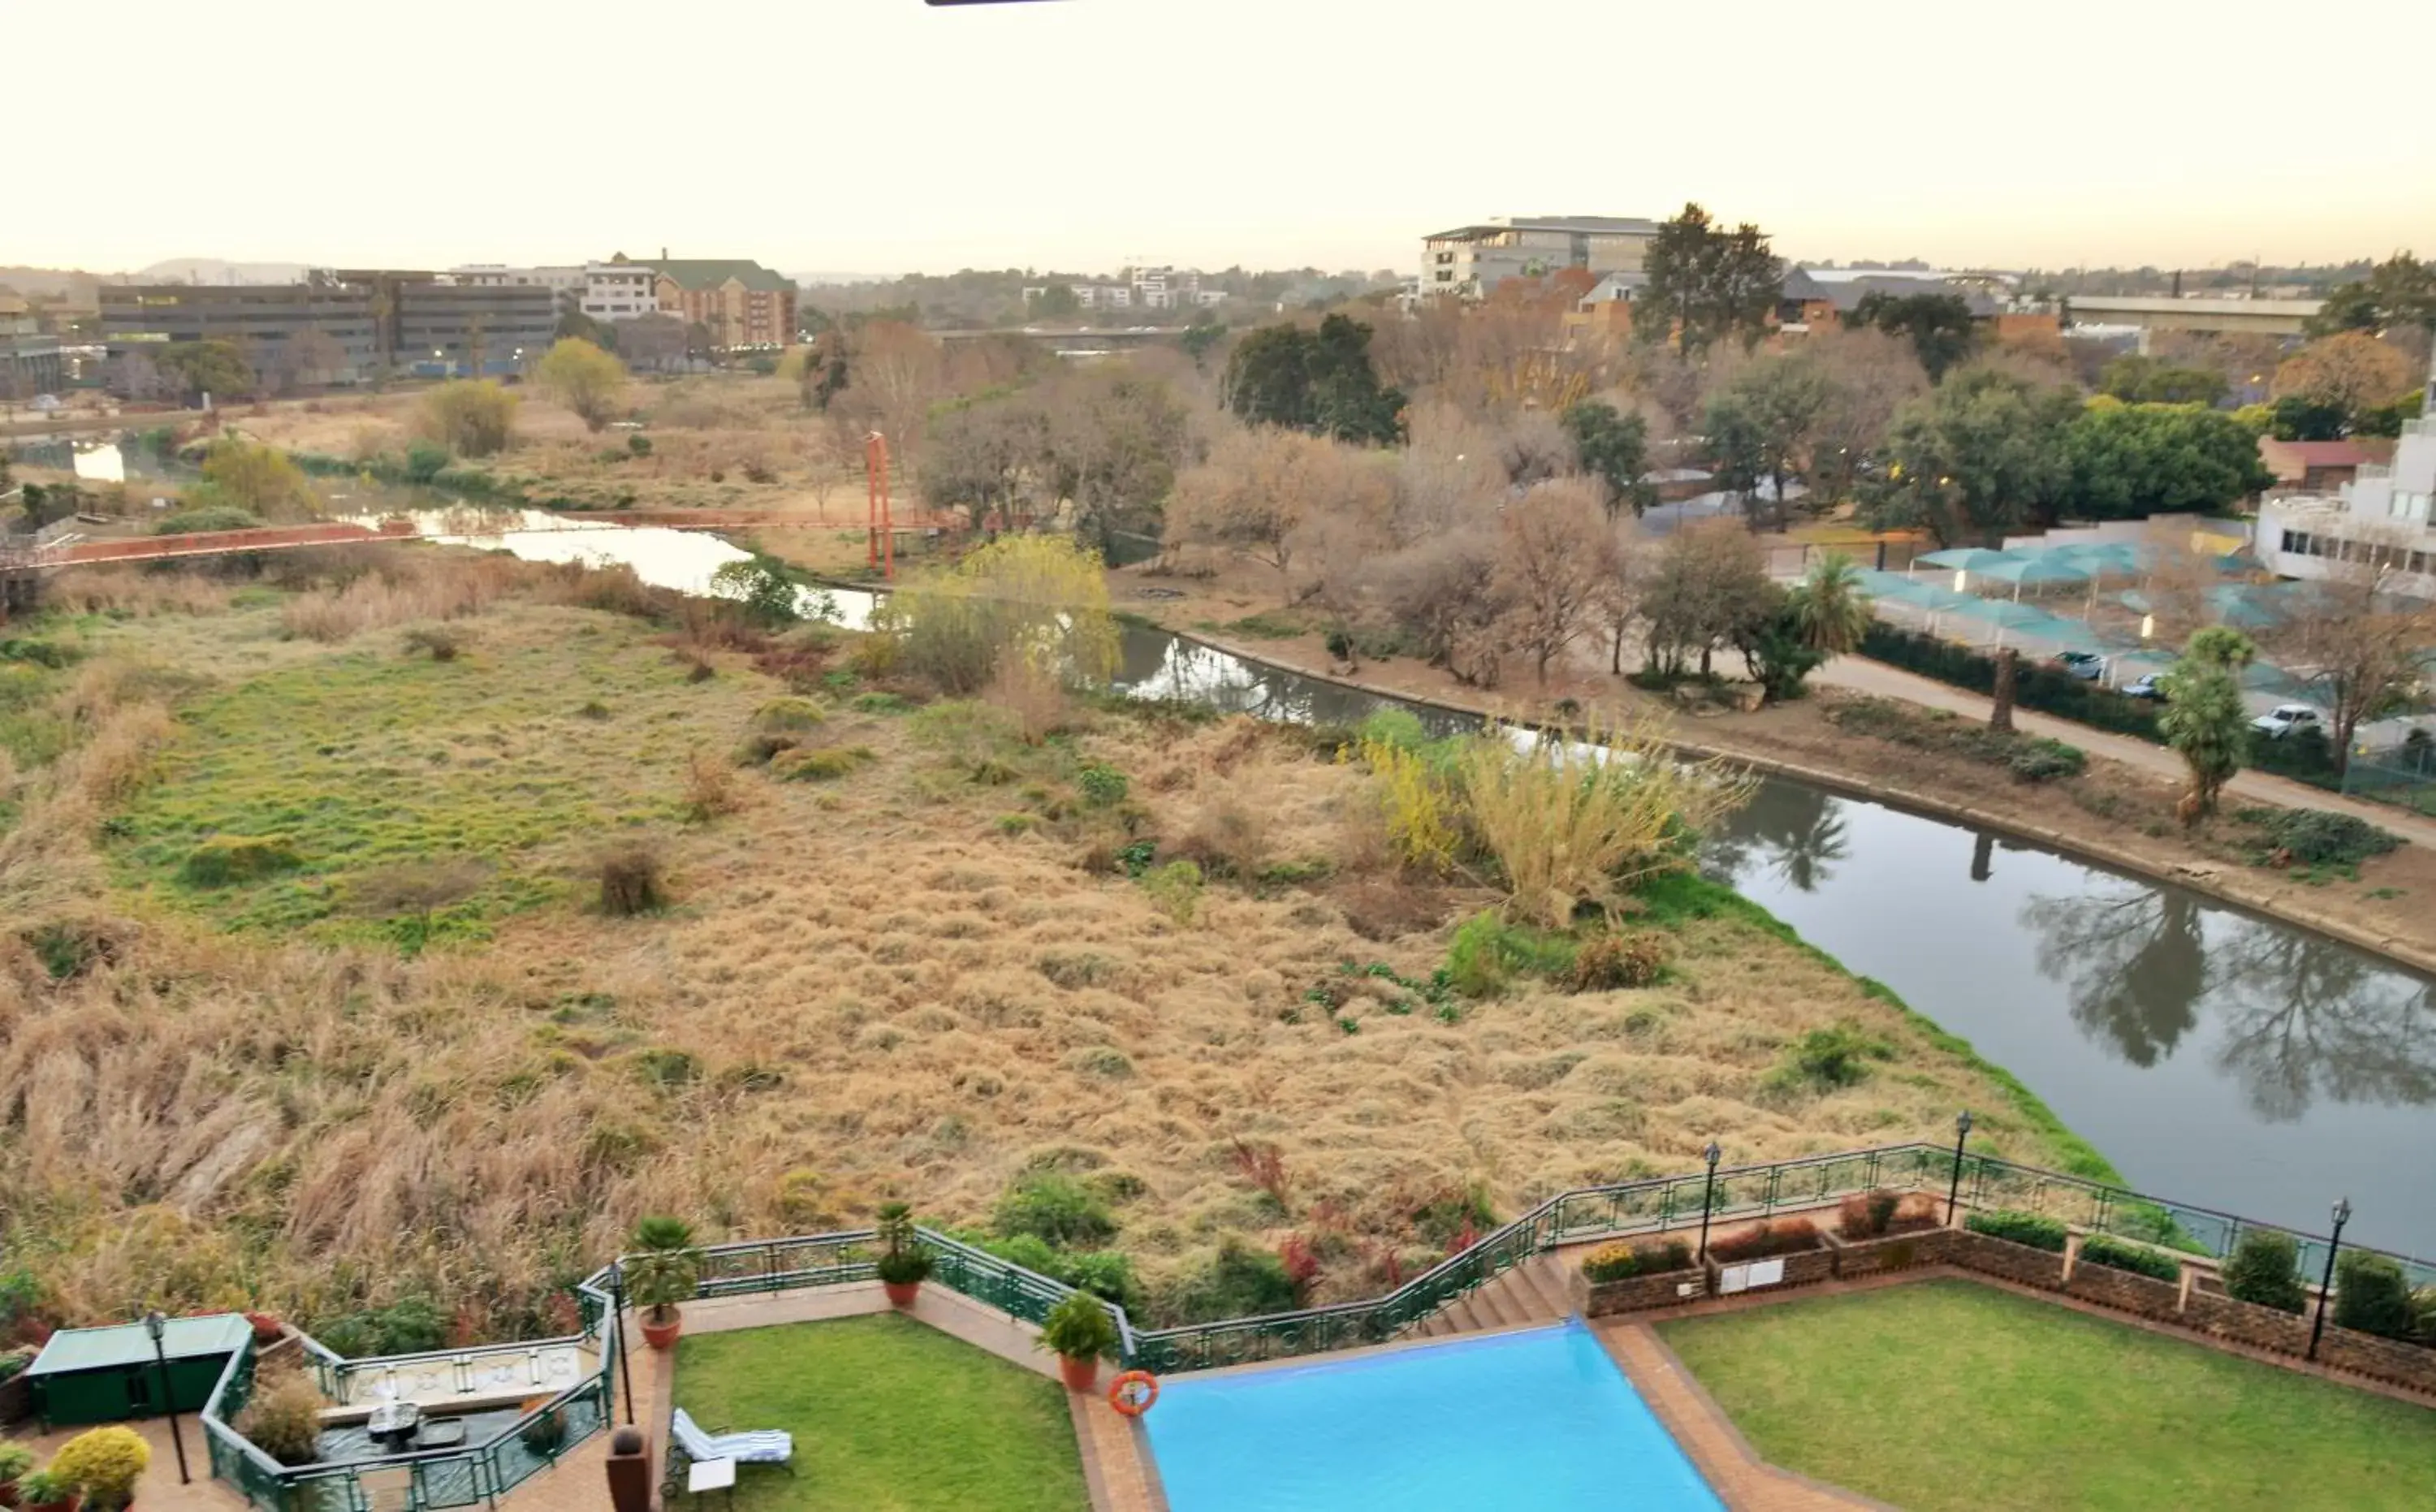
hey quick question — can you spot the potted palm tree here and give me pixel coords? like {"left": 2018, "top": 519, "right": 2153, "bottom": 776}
{"left": 1036, "top": 1293, "right": 1119, "bottom": 1394}
{"left": 624, "top": 1216, "right": 700, "bottom": 1350}
{"left": 13, "top": 1471, "right": 75, "bottom": 1512}
{"left": 0, "top": 1443, "right": 37, "bottom": 1510}
{"left": 873, "top": 1203, "right": 933, "bottom": 1308}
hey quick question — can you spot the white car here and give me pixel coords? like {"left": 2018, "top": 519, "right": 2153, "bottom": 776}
{"left": 2251, "top": 705, "right": 2322, "bottom": 740}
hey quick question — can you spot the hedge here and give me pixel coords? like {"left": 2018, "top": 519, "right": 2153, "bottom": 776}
{"left": 1860, "top": 624, "right": 2165, "bottom": 741}
{"left": 1965, "top": 1208, "right": 2069, "bottom": 1253}
{"left": 2076, "top": 1233, "right": 2181, "bottom": 1283}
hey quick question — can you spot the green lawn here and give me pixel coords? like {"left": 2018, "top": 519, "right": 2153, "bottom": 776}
{"left": 1657, "top": 1279, "right": 2436, "bottom": 1512}
{"left": 672, "top": 1315, "right": 1089, "bottom": 1512}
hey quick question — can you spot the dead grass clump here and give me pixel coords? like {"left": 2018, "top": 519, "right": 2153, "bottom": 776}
{"left": 681, "top": 749, "right": 744, "bottom": 823}
{"left": 233, "top": 1367, "right": 326, "bottom": 1466}
{"left": 401, "top": 625, "right": 469, "bottom": 662}
{"left": 1170, "top": 792, "right": 1270, "bottom": 879}
{"left": 61, "top": 702, "right": 175, "bottom": 808}
{"left": 1324, "top": 876, "right": 1451, "bottom": 941}
{"left": 598, "top": 843, "right": 667, "bottom": 915}
{"left": 541, "top": 561, "right": 672, "bottom": 622}
{"left": 45, "top": 569, "right": 231, "bottom": 617}
{"left": 771, "top": 745, "right": 875, "bottom": 783}
{"left": 279, "top": 553, "right": 520, "bottom": 644}
{"left": 983, "top": 658, "right": 1072, "bottom": 745}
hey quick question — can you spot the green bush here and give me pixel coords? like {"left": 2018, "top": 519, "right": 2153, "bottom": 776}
{"left": 2332, "top": 1251, "right": 2416, "bottom": 1341}
{"left": 2221, "top": 1230, "right": 2308, "bottom": 1313}
{"left": 1445, "top": 911, "right": 1577, "bottom": 997}
{"left": 771, "top": 745, "right": 875, "bottom": 782}
{"left": 2245, "top": 808, "right": 2402, "bottom": 869}
{"left": 849, "top": 691, "right": 914, "bottom": 715}
{"left": 2008, "top": 737, "right": 2086, "bottom": 783}
{"left": 403, "top": 441, "right": 451, "bottom": 484}
{"left": 1077, "top": 762, "right": 1129, "bottom": 807}
{"left": 1769, "top": 1023, "right": 1893, "bottom": 1091}
{"left": 978, "top": 1233, "right": 1139, "bottom": 1308}
{"left": 1966, "top": 1209, "right": 2069, "bottom": 1253}
{"left": 179, "top": 835, "right": 302, "bottom": 888}
{"left": 2077, "top": 1233, "right": 2181, "bottom": 1283}
{"left": 993, "top": 1173, "right": 1117, "bottom": 1249}
{"left": 1141, "top": 859, "right": 1203, "bottom": 923}
{"left": 751, "top": 697, "right": 827, "bottom": 733}
{"left": 0, "top": 637, "right": 77, "bottom": 670}
{"left": 1859, "top": 624, "right": 2164, "bottom": 741}
{"left": 1167, "top": 1237, "right": 1299, "bottom": 1322}
{"left": 1579, "top": 1238, "right": 1694, "bottom": 1283}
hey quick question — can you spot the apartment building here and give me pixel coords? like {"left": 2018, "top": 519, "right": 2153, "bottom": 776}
{"left": 650, "top": 259, "right": 797, "bottom": 349}
{"left": 581, "top": 260, "right": 661, "bottom": 322}
{"left": 100, "top": 282, "right": 382, "bottom": 386}
{"left": 449, "top": 264, "right": 588, "bottom": 312}
{"left": 2256, "top": 348, "right": 2436, "bottom": 586}
{"left": 1419, "top": 215, "right": 1659, "bottom": 300}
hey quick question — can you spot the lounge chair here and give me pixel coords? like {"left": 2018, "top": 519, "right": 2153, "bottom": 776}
{"left": 672, "top": 1407, "right": 794, "bottom": 1470}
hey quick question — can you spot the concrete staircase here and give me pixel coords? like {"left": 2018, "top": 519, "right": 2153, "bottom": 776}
{"left": 1408, "top": 1252, "right": 1575, "bottom": 1339}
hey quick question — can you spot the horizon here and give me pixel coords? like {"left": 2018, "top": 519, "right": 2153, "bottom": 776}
{"left": 9, "top": 0, "right": 2432, "bottom": 279}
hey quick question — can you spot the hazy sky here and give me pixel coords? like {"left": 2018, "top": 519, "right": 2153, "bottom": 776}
{"left": 13, "top": 0, "right": 2434, "bottom": 279}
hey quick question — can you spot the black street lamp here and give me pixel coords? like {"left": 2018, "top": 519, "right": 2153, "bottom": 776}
{"left": 2309, "top": 1197, "right": 2352, "bottom": 1362}
{"left": 1946, "top": 1109, "right": 1974, "bottom": 1225}
{"left": 1696, "top": 1141, "right": 1724, "bottom": 1263}
{"left": 609, "top": 1264, "right": 637, "bottom": 1426}
{"left": 143, "top": 1311, "right": 191, "bottom": 1484}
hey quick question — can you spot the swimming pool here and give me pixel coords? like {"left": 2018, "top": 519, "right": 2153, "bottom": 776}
{"left": 1145, "top": 1320, "right": 1725, "bottom": 1510}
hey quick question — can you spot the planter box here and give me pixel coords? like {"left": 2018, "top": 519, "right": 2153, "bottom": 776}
{"left": 1571, "top": 1265, "right": 1707, "bottom": 1319}
{"left": 1949, "top": 1228, "right": 2069, "bottom": 1290}
{"left": 2182, "top": 1288, "right": 2436, "bottom": 1394}
{"left": 1702, "top": 1244, "right": 1836, "bottom": 1297}
{"left": 2063, "top": 1255, "right": 2186, "bottom": 1316}
{"left": 1821, "top": 1224, "right": 1956, "bottom": 1279}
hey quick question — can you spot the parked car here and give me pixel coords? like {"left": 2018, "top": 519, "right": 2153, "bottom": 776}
{"left": 2251, "top": 705, "right": 2322, "bottom": 739}
{"left": 2054, "top": 650, "right": 2106, "bottom": 681}
{"left": 2123, "top": 673, "right": 2170, "bottom": 702}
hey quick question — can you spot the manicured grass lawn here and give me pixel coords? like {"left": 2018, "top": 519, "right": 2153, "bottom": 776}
{"left": 673, "top": 1315, "right": 1089, "bottom": 1512}
{"left": 1657, "top": 1279, "right": 2436, "bottom": 1512}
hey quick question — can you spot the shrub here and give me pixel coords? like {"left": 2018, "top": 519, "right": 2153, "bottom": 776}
{"left": 1077, "top": 762, "right": 1129, "bottom": 807}
{"left": 152, "top": 503, "right": 266, "bottom": 536}
{"left": 627, "top": 434, "right": 652, "bottom": 457}
{"left": 518, "top": 1407, "right": 568, "bottom": 1456}
{"left": 1859, "top": 624, "right": 2165, "bottom": 741}
{"left": 2007, "top": 737, "right": 2085, "bottom": 783}
{"left": 2077, "top": 1233, "right": 2181, "bottom": 1283}
{"left": 179, "top": 834, "right": 301, "bottom": 888}
{"left": 418, "top": 379, "right": 519, "bottom": 456}
{"left": 994, "top": 1173, "right": 1117, "bottom": 1249}
{"left": 1141, "top": 858, "right": 1203, "bottom": 923}
{"left": 403, "top": 440, "right": 451, "bottom": 483}
{"left": 598, "top": 843, "right": 667, "bottom": 916}
{"left": 1770, "top": 1023, "right": 1893, "bottom": 1092}
{"left": 227, "top": 1367, "right": 324, "bottom": 1466}
{"left": 1580, "top": 1238, "right": 1694, "bottom": 1283}
{"left": 15, "top": 1472, "right": 72, "bottom": 1508}
{"left": 771, "top": 745, "right": 874, "bottom": 782}
{"left": 2333, "top": 1251, "right": 2417, "bottom": 1341}
{"left": 1966, "top": 1209, "right": 2068, "bottom": 1253}
{"left": 849, "top": 691, "right": 914, "bottom": 715}
{"left": 1707, "top": 1219, "right": 1821, "bottom": 1263}
{"left": 883, "top": 534, "right": 1117, "bottom": 696}
{"left": 1036, "top": 1292, "right": 1121, "bottom": 1363}
{"left": 2220, "top": 1230, "right": 2308, "bottom": 1313}
{"left": 2249, "top": 808, "right": 2402, "bottom": 869}
{"left": 1566, "top": 931, "right": 1667, "bottom": 991}
{"left": 1168, "top": 1238, "right": 1299, "bottom": 1322}
{"left": 751, "top": 697, "right": 827, "bottom": 733}
{"left": 401, "top": 624, "right": 468, "bottom": 662}
{"left": 680, "top": 748, "right": 742, "bottom": 823}
{"left": 1445, "top": 911, "right": 1575, "bottom": 997}
{"left": 1838, "top": 1190, "right": 1903, "bottom": 1239}
{"left": 49, "top": 1426, "right": 149, "bottom": 1509}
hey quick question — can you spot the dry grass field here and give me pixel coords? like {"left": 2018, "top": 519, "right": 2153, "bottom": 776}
{"left": 0, "top": 551, "right": 2080, "bottom": 1347}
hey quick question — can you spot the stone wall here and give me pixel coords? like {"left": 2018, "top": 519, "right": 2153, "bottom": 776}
{"left": 1575, "top": 1265, "right": 1706, "bottom": 1318}
{"left": 2062, "top": 1256, "right": 2184, "bottom": 1315}
{"left": 1703, "top": 1245, "right": 1838, "bottom": 1296}
{"left": 1822, "top": 1224, "right": 1957, "bottom": 1278}
{"left": 1949, "top": 1229, "right": 2068, "bottom": 1289}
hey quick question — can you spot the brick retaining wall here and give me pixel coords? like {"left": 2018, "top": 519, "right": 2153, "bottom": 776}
{"left": 1821, "top": 1224, "right": 1956, "bottom": 1278}
{"left": 1575, "top": 1267, "right": 1707, "bottom": 1317}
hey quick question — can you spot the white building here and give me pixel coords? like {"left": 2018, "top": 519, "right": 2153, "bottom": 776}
{"left": 2256, "top": 348, "right": 2436, "bottom": 585}
{"left": 581, "top": 261, "right": 660, "bottom": 322}
{"left": 447, "top": 264, "right": 586, "bottom": 303}
{"left": 1419, "top": 214, "right": 1658, "bottom": 300}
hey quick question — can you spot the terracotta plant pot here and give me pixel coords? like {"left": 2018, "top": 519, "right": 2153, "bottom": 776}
{"left": 1057, "top": 1354, "right": 1100, "bottom": 1393}
{"left": 638, "top": 1311, "right": 684, "bottom": 1350}
{"left": 881, "top": 1281, "right": 922, "bottom": 1309}
{"left": 2, "top": 1484, "right": 22, "bottom": 1510}
{"left": 22, "top": 1495, "right": 78, "bottom": 1512}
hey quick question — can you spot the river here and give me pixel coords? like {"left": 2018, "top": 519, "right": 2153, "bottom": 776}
{"left": 359, "top": 507, "right": 2436, "bottom": 1260}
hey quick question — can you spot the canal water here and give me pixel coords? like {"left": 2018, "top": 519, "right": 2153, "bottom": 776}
{"left": 355, "top": 507, "right": 2436, "bottom": 1259}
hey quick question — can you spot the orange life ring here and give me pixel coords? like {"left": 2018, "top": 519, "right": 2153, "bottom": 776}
{"left": 1107, "top": 1369, "right": 1160, "bottom": 1417}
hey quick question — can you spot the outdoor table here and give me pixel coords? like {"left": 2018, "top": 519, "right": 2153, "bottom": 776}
{"left": 687, "top": 1456, "right": 737, "bottom": 1510}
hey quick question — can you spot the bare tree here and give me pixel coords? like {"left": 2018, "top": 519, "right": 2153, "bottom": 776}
{"left": 855, "top": 321, "right": 945, "bottom": 464}
{"left": 922, "top": 398, "right": 1051, "bottom": 530}
{"left": 1493, "top": 408, "right": 1578, "bottom": 486}
{"left": 1806, "top": 327, "right": 1928, "bottom": 504}
{"left": 1495, "top": 478, "right": 1615, "bottom": 683}
{"left": 1166, "top": 427, "right": 1393, "bottom": 602}
{"left": 2266, "top": 533, "right": 2436, "bottom": 773}
{"left": 1639, "top": 517, "right": 1773, "bottom": 679}
{"left": 1375, "top": 525, "right": 1510, "bottom": 687}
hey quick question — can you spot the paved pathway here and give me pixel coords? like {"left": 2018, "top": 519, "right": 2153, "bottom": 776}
{"left": 1821, "top": 654, "right": 2436, "bottom": 848}
{"left": 11, "top": 1415, "right": 248, "bottom": 1512}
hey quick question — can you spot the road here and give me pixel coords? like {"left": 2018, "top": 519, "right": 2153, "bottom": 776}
{"left": 1819, "top": 654, "right": 2436, "bottom": 851}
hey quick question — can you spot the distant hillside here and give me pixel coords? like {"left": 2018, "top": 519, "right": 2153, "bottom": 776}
{"left": 0, "top": 266, "right": 102, "bottom": 300}
{"left": 789, "top": 271, "right": 895, "bottom": 287}
{"left": 134, "top": 258, "right": 311, "bottom": 285}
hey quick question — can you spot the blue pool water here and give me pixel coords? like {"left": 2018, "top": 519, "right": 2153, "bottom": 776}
{"left": 1145, "top": 1321, "right": 1725, "bottom": 1510}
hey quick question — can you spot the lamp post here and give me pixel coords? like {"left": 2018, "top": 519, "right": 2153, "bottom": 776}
{"left": 2308, "top": 1197, "right": 2352, "bottom": 1362}
{"left": 1946, "top": 1109, "right": 1974, "bottom": 1225}
{"left": 1696, "top": 1141, "right": 1723, "bottom": 1262}
{"left": 609, "top": 1263, "right": 637, "bottom": 1425}
{"left": 143, "top": 1311, "right": 192, "bottom": 1484}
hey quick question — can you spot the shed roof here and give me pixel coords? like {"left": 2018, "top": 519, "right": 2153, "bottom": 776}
{"left": 26, "top": 1315, "right": 252, "bottom": 1376}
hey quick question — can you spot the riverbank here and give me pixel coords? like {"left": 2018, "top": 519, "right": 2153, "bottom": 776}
{"left": 1101, "top": 568, "right": 2436, "bottom": 981}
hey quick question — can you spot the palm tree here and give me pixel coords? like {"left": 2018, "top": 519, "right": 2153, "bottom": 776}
{"left": 1787, "top": 554, "right": 1874, "bottom": 656}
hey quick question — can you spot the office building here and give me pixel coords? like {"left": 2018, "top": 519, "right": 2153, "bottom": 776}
{"left": 1419, "top": 215, "right": 1660, "bottom": 300}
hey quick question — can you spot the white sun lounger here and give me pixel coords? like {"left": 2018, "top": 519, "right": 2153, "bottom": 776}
{"left": 672, "top": 1407, "right": 793, "bottom": 1468}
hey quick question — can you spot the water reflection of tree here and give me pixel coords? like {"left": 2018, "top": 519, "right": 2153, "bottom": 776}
{"left": 2209, "top": 928, "right": 2436, "bottom": 1121}
{"left": 2021, "top": 890, "right": 2207, "bottom": 1067}
{"left": 1704, "top": 784, "right": 1851, "bottom": 894}
{"left": 2023, "top": 888, "right": 2436, "bottom": 1119}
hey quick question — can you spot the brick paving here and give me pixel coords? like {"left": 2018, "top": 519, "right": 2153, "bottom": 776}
{"left": 12, "top": 1417, "right": 249, "bottom": 1512}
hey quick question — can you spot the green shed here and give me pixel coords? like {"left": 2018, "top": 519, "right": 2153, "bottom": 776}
{"left": 24, "top": 1315, "right": 251, "bottom": 1428}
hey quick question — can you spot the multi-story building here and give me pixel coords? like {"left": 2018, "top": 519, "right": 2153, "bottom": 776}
{"left": 651, "top": 259, "right": 797, "bottom": 349}
{"left": 581, "top": 260, "right": 661, "bottom": 323}
{"left": 0, "top": 296, "right": 66, "bottom": 396}
{"left": 1419, "top": 215, "right": 1659, "bottom": 300}
{"left": 1125, "top": 266, "right": 1199, "bottom": 310}
{"left": 2256, "top": 350, "right": 2436, "bottom": 586}
{"left": 449, "top": 264, "right": 587, "bottom": 313}
{"left": 100, "top": 282, "right": 382, "bottom": 387}
{"left": 1072, "top": 283, "right": 1133, "bottom": 310}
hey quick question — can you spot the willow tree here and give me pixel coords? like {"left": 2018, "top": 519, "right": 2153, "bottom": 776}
{"left": 882, "top": 534, "right": 1117, "bottom": 697}
{"left": 2157, "top": 626, "right": 2257, "bottom": 824}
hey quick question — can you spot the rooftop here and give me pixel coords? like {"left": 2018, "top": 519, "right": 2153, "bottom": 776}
{"left": 1424, "top": 215, "right": 1661, "bottom": 240}
{"left": 651, "top": 259, "right": 794, "bottom": 294}
{"left": 2067, "top": 295, "right": 2325, "bottom": 317}
{"left": 27, "top": 1313, "right": 253, "bottom": 1376}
